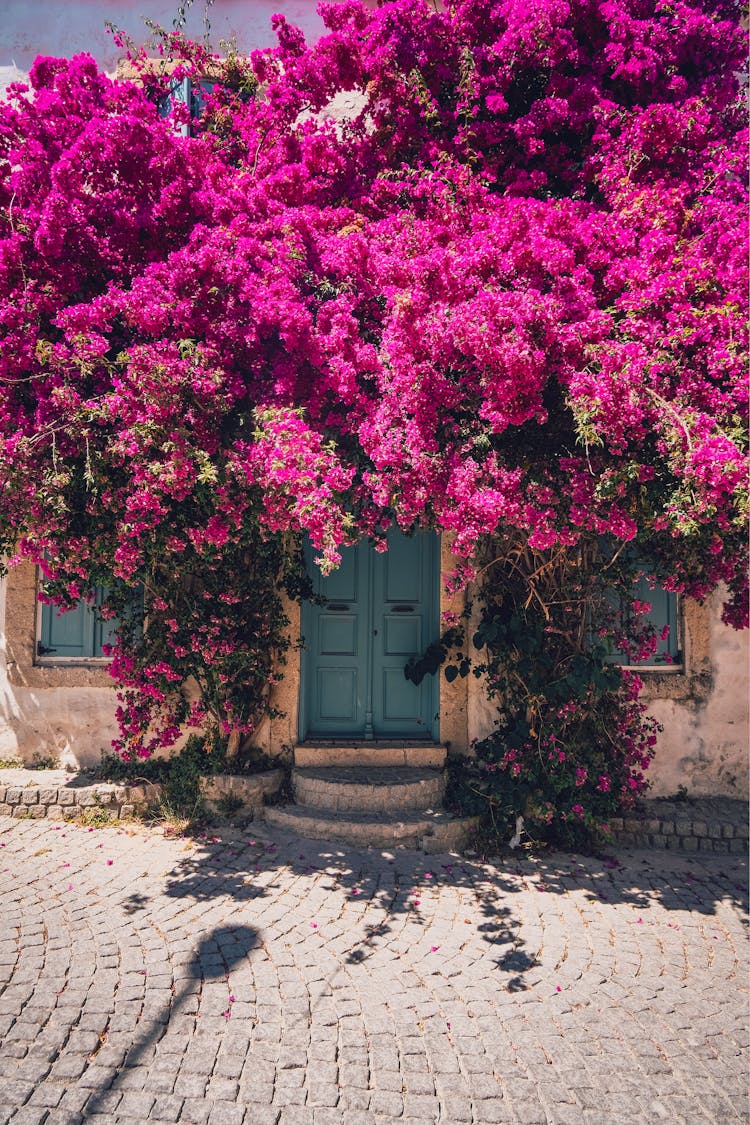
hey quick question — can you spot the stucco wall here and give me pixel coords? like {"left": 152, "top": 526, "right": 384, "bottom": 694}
{"left": 641, "top": 592, "right": 748, "bottom": 797}
{"left": 467, "top": 587, "right": 748, "bottom": 799}
{"left": 1, "top": 560, "right": 746, "bottom": 794}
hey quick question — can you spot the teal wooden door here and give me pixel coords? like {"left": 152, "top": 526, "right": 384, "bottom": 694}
{"left": 301, "top": 530, "right": 439, "bottom": 740}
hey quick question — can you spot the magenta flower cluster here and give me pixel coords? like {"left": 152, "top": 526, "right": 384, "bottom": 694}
{"left": 0, "top": 0, "right": 745, "bottom": 758}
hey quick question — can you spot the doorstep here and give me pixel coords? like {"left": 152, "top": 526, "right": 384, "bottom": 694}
{"left": 293, "top": 743, "right": 447, "bottom": 768}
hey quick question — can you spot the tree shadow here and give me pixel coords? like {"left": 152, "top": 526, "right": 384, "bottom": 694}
{"left": 529, "top": 846, "right": 749, "bottom": 918}
{"left": 73, "top": 819, "right": 748, "bottom": 1121}
{"left": 119, "top": 817, "right": 747, "bottom": 1005}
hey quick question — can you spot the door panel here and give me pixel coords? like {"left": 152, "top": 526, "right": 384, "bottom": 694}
{"left": 301, "top": 531, "right": 439, "bottom": 740}
{"left": 319, "top": 615, "right": 357, "bottom": 655}
{"left": 383, "top": 532, "right": 422, "bottom": 602}
{"left": 317, "top": 668, "right": 359, "bottom": 722}
{"left": 371, "top": 530, "right": 437, "bottom": 739}
{"left": 303, "top": 541, "right": 370, "bottom": 737}
{"left": 383, "top": 615, "right": 421, "bottom": 655}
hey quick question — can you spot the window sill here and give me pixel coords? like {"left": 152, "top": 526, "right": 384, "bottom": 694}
{"left": 635, "top": 666, "right": 712, "bottom": 705}
{"left": 619, "top": 664, "right": 684, "bottom": 674}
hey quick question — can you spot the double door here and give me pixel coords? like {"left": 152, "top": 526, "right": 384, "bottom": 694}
{"left": 301, "top": 530, "right": 439, "bottom": 740}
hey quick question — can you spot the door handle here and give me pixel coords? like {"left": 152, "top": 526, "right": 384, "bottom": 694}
{"left": 392, "top": 605, "right": 415, "bottom": 613}
{"left": 326, "top": 603, "right": 350, "bottom": 611}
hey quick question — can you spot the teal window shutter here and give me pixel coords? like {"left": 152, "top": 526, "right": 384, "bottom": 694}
{"left": 39, "top": 585, "right": 125, "bottom": 659}
{"left": 633, "top": 575, "right": 679, "bottom": 665}
{"left": 40, "top": 598, "right": 95, "bottom": 658}
{"left": 158, "top": 76, "right": 192, "bottom": 136}
{"left": 190, "top": 79, "right": 216, "bottom": 119}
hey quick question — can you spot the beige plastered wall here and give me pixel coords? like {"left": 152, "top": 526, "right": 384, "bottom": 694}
{"left": 637, "top": 593, "right": 748, "bottom": 796}
{"left": 1, "top": 557, "right": 747, "bottom": 795}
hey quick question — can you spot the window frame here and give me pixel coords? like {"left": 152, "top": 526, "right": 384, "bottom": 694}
{"left": 158, "top": 76, "right": 220, "bottom": 137}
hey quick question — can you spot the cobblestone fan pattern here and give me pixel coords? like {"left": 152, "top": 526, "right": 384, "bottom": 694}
{"left": 0, "top": 819, "right": 747, "bottom": 1125}
{"left": 609, "top": 797, "right": 749, "bottom": 854}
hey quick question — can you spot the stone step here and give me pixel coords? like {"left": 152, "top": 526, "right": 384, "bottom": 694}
{"left": 294, "top": 743, "right": 447, "bottom": 769}
{"left": 264, "top": 804, "right": 477, "bottom": 853}
{"left": 293, "top": 766, "right": 445, "bottom": 812}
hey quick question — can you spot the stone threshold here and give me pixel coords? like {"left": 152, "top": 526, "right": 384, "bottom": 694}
{"left": 294, "top": 743, "right": 446, "bottom": 768}
{"left": 265, "top": 804, "right": 477, "bottom": 853}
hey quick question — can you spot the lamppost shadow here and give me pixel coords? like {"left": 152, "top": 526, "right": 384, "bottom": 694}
{"left": 83, "top": 923, "right": 260, "bottom": 1119}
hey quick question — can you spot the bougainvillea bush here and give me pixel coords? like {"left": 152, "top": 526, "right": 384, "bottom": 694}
{"left": 441, "top": 537, "right": 665, "bottom": 845}
{"left": 0, "top": 2, "right": 746, "bottom": 830}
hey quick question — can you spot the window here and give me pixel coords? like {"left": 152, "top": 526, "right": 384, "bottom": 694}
{"left": 37, "top": 586, "right": 118, "bottom": 660}
{"left": 158, "top": 76, "right": 217, "bottom": 136}
{"left": 37, "top": 584, "right": 142, "bottom": 661}
{"left": 606, "top": 574, "right": 681, "bottom": 670}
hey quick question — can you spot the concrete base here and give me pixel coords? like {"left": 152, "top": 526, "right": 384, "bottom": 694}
{"left": 199, "top": 770, "right": 284, "bottom": 816}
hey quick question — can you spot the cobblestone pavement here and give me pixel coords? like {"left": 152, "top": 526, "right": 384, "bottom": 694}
{"left": 0, "top": 817, "right": 747, "bottom": 1125}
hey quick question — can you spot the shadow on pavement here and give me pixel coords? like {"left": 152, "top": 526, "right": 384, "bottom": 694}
{"left": 119, "top": 819, "right": 748, "bottom": 993}
{"left": 83, "top": 924, "right": 260, "bottom": 1118}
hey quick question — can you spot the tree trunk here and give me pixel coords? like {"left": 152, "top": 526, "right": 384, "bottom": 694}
{"left": 226, "top": 728, "right": 241, "bottom": 763}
